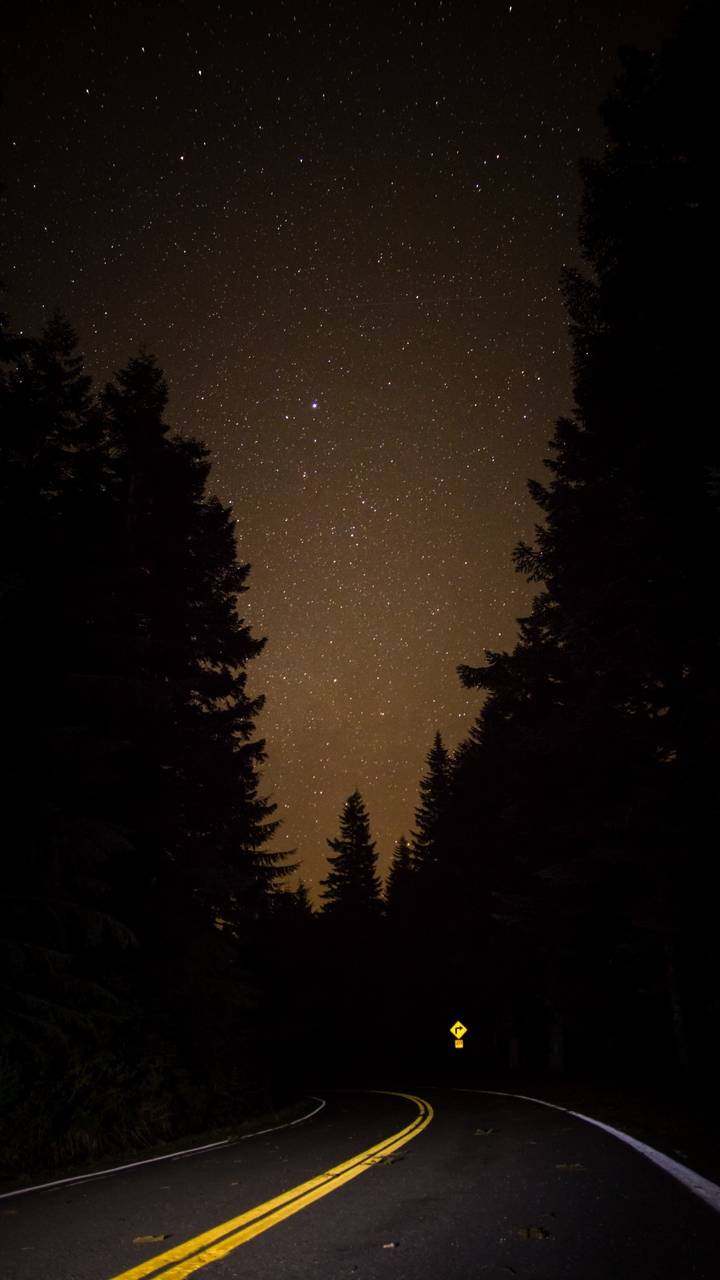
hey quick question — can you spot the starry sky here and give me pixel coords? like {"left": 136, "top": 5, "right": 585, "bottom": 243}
{"left": 1, "top": 0, "right": 687, "bottom": 896}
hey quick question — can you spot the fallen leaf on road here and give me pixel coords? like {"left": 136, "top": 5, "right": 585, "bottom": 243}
{"left": 475, "top": 1126, "right": 497, "bottom": 1136}
{"left": 556, "top": 1162, "right": 587, "bottom": 1171}
{"left": 517, "top": 1225, "right": 551, "bottom": 1240}
{"left": 133, "top": 1234, "right": 171, "bottom": 1244}
{"left": 382, "top": 1242, "right": 399, "bottom": 1248}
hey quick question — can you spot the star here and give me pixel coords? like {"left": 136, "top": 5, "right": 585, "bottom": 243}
{"left": 1, "top": 0, "right": 684, "bottom": 894}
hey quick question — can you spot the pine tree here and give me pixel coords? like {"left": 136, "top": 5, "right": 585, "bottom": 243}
{"left": 411, "top": 732, "right": 452, "bottom": 871}
{"left": 0, "top": 318, "right": 140, "bottom": 1170}
{"left": 0, "top": 313, "right": 131, "bottom": 958}
{"left": 96, "top": 350, "right": 297, "bottom": 1127}
{"left": 507, "top": 14, "right": 716, "bottom": 781}
{"left": 454, "top": 8, "right": 716, "bottom": 1075}
{"left": 385, "top": 835, "right": 414, "bottom": 918}
{"left": 320, "top": 790, "right": 382, "bottom": 918}
{"left": 293, "top": 878, "right": 314, "bottom": 917}
{"left": 97, "top": 351, "right": 292, "bottom": 937}
{"left": 272, "top": 877, "right": 314, "bottom": 923}
{"left": 0, "top": 306, "right": 298, "bottom": 1165}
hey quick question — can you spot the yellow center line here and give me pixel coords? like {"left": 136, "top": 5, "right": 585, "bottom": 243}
{"left": 107, "top": 1091, "right": 433, "bottom": 1280}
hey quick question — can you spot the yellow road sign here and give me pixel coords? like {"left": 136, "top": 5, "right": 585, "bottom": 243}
{"left": 450, "top": 1020, "right": 467, "bottom": 1040}
{"left": 454, "top": 1039, "right": 463, "bottom": 1049}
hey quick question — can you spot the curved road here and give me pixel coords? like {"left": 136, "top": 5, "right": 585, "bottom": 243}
{"left": 2, "top": 1087, "right": 719, "bottom": 1278}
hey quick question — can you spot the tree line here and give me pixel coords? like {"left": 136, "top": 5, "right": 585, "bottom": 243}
{"left": 0, "top": 317, "right": 297, "bottom": 1175}
{"left": 311, "top": 5, "right": 718, "bottom": 1085}
{"left": 1, "top": 4, "right": 716, "bottom": 1176}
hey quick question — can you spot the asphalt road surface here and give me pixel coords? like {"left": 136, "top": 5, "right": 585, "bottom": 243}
{"left": 2, "top": 1087, "right": 719, "bottom": 1279}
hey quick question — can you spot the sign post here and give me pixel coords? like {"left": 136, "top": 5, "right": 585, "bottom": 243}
{"left": 450, "top": 1020, "right": 467, "bottom": 1049}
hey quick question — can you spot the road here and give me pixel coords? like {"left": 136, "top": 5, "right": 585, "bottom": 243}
{"left": 2, "top": 1087, "right": 719, "bottom": 1279}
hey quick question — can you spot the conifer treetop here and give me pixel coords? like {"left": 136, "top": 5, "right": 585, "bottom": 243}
{"left": 320, "top": 789, "right": 382, "bottom": 916}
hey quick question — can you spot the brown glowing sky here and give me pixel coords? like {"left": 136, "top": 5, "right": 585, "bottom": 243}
{"left": 2, "top": 0, "right": 685, "bottom": 894}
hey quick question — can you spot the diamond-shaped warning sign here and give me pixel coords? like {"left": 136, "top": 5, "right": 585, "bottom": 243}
{"left": 450, "top": 1020, "right": 467, "bottom": 1039}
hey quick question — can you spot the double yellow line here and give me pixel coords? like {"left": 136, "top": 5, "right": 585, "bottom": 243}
{"left": 109, "top": 1091, "right": 432, "bottom": 1280}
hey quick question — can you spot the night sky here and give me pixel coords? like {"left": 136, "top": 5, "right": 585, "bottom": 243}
{"left": 1, "top": 0, "right": 686, "bottom": 894}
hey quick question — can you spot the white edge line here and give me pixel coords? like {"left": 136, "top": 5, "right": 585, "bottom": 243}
{"left": 239, "top": 1095, "right": 326, "bottom": 1139}
{"left": 0, "top": 1139, "right": 232, "bottom": 1200}
{"left": 458, "top": 1088, "right": 720, "bottom": 1214}
{"left": 0, "top": 1096, "right": 327, "bottom": 1202}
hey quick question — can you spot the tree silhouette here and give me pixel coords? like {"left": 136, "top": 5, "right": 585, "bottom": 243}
{"left": 453, "top": 6, "right": 716, "bottom": 1076}
{"left": 319, "top": 791, "right": 384, "bottom": 1075}
{"left": 293, "top": 878, "right": 314, "bottom": 917}
{"left": 0, "top": 328, "right": 293, "bottom": 1171}
{"left": 0, "top": 318, "right": 140, "bottom": 1169}
{"left": 320, "top": 790, "right": 382, "bottom": 919}
{"left": 411, "top": 732, "right": 452, "bottom": 873}
{"left": 98, "top": 351, "right": 292, "bottom": 936}
{"left": 272, "top": 877, "right": 315, "bottom": 924}
{"left": 385, "top": 835, "right": 414, "bottom": 919}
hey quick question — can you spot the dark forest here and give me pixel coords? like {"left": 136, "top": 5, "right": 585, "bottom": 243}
{"left": 0, "top": 4, "right": 717, "bottom": 1253}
